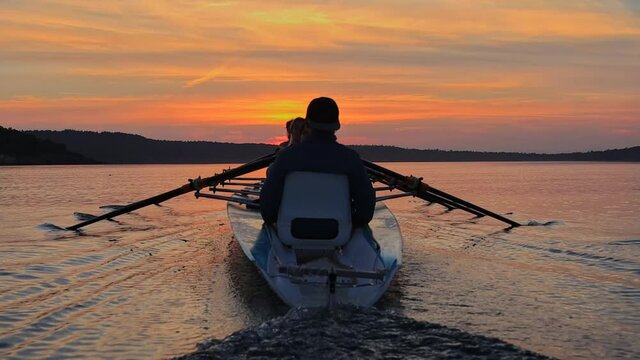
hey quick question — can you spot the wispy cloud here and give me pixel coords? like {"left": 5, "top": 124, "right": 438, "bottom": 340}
{"left": 184, "top": 66, "right": 226, "bottom": 88}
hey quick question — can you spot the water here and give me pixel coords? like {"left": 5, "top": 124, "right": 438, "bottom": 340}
{"left": 178, "top": 306, "right": 551, "bottom": 360}
{"left": 0, "top": 162, "right": 638, "bottom": 359}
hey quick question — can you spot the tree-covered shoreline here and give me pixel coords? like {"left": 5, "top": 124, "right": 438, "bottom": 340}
{"left": 0, "top": 127, "right": 96, "bottom": 165}
{"left": 2, "top": 127, "right": 637, "bottom": 165}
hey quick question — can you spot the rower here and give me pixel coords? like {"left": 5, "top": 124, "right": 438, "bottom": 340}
{"left": 287, "top": 117, "right": 306, "bottom": 146}
{"left": 278, "top": 117, "right": 306, "bottom": 149}
{"left": 260, "top": 97, "right": 376, "bottom": 229}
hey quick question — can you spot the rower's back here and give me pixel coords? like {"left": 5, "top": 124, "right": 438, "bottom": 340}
{"left": 259, "top": 130, "right": 375, "bottom": 227}
{"left": 259, "top": 97, "right": 375, "bottom": 228}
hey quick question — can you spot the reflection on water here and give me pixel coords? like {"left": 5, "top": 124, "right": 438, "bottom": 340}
{"left": 0, "top": 162, "right": 638, "bottom": 359}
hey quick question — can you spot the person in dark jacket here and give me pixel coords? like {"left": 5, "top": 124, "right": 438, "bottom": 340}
{"left": 260, "top": 97, "right": 375, "bottom": 226}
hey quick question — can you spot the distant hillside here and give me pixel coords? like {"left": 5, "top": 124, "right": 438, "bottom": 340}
{"left": 29, "top": 130, "right": 275, "bottom": 164}
{"left": 353, "top": 145, "right": 640, "bottom": 162}
{"left": 28, "top": 129, "right": 640, "bottom": 163}
{"left": 0, "top": 127, "right": 96, "bottom": 165}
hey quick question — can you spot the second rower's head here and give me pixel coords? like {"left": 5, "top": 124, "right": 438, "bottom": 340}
{"left": 305, "top": 97, "right": 340, "bottom": 135}
{"left": 287, "top": 117, "right": 306, "bottom": 146}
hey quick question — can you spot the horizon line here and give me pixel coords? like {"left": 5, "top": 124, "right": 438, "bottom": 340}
{"left": 12, "top": 125, "right": 639, "bottom": 155}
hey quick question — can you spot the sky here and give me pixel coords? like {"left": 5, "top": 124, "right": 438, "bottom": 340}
{"left": 1, "top": 0, "right": 639, "bottom": 152}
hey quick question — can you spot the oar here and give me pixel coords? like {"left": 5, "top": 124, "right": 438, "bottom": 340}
{"left": 363, "top": 159, "right": 521, "bottom": 227}
{"left": 62, "top": 153, "right": 276, "bottom": 231}
{"left": 371, "top": 170, "right": 484, "bottom": 216}
{"left": 368, "top": 168, "right": 462, "bottom": 212}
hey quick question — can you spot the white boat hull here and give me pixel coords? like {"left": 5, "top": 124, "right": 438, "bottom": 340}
{"left": 227, "top": 201, "right": 402, "bottom": 308}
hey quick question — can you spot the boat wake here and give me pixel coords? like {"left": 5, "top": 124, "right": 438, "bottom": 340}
{"left": 178, "top": 307, "right": 551, "bottom": 360}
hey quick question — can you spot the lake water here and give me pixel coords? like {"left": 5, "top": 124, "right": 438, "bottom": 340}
{"left": 0, "top": 162, "right": 638, "bottom": 359}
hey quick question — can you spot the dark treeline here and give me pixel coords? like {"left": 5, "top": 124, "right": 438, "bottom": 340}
{"left": 354, "top": 145, "right": 640, "bottom": 162}
{"left": 0, "top": 126, "right": 96, "bottom": 165}
{"left": 28, "top": 130, "right": 276, "bottom": 164}
{"left": 24, "top": 129, "right": 640, "bottom": 164}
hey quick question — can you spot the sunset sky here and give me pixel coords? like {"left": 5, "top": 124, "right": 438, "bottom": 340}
{"left": 1, "top": 0, "right": 639, "bottom": 152}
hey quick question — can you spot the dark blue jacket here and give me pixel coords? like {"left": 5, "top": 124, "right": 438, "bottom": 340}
{"left": 260, "top": 131, "right": 375, "bottom": 226}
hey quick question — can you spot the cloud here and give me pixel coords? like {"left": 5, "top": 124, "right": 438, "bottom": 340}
{"left": 184, "top": 67, "right": 226, "bottom": 88}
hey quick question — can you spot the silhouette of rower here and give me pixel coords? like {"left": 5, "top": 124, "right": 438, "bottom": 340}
{"left": 260, "top": 97, "right": 375, "bottom": 226}
{"left": 278, "top": 117, "right": 306, "bottom": 149}
{"left": 287, "top": 117, "right": 306, "bottom": 146}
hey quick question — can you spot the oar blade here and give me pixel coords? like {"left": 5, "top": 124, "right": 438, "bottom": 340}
{"left": 38, "top": 223, "right": 72, "bottom": 232}
{"left": 99, "top": 205, "right": 126, "bottom": 211}
{"left": 74, "top": 212, "right": 98, "bottom": 221}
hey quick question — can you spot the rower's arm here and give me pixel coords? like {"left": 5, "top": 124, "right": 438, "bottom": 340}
{"left": 259, "top": 156, "right": 286, "bottom": 224}
{"left": 350, "top": 156, "right": 376, "bottom": 226}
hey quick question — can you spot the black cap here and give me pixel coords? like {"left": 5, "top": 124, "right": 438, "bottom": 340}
{"left": 306, "top": 97, "right": 340, "bottom": 131}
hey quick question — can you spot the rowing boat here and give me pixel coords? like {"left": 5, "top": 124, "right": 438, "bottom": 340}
{"left": 225, "top": 173, "right": 402, "bottom": 308}
{"left": 55, "top": 153, "right": 520, "bottom": 308}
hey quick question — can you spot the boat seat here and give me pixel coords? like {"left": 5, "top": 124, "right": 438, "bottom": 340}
{"left": 277, "top": 171, "right": 352, "bottom": 250}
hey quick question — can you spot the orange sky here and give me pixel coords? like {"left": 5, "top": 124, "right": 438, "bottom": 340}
{"left": 1, "top": 1, "right": 639, "bottom": 152}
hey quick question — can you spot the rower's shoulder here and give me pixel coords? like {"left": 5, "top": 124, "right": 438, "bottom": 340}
{"left": 338, "top": 143, "right": 363, "bottom": 159}
{"left": 274, "top": 144, "right": 296, "bottom": 158}
{"left": 278, "top": 140, "right": 360, "bottom": 161}
{"left": 272, "top": 143, "right": 307, "bottom": 163}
